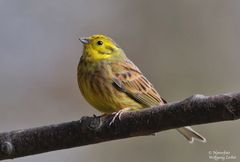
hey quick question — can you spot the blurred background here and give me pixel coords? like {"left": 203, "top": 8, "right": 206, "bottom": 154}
{"left": 0, "top": 0, "right": 240, "bottom": 162}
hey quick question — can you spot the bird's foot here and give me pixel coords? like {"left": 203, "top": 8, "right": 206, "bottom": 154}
{"left": 109, "top": 108, "right": 131, "bottom": 126}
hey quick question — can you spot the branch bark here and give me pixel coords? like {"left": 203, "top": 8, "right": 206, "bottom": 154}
{"left": 0, "top": 92, "right": 240, "bottom": 160}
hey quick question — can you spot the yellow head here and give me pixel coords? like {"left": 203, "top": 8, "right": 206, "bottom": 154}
{"left": 79, "top": 34, "right": 125, "bottom": 61}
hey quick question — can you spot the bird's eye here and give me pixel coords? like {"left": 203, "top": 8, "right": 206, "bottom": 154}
{"left": 96, "top": 41, "right": 103, "bottom": 46}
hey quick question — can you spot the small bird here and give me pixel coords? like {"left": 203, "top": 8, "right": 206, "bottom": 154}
{"left": 77, "top": 34, "right": 206, "bottom": 143}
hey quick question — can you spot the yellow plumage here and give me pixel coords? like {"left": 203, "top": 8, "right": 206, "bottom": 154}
{"left": 77, "top": 34, "right": 206, "bottom": 143}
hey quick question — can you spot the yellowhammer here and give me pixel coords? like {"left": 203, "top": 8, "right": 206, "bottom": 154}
{"left": 77, "top": 34, "right": 206, "bottom": 143}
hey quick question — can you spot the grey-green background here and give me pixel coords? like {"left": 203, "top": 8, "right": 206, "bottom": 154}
{"left": 0, "top": 0, "right": 239, "bottom": 162}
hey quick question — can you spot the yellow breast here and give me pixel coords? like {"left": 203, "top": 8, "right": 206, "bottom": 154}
{"left": 77, "top": 62, "right": 143, "bottom": 114}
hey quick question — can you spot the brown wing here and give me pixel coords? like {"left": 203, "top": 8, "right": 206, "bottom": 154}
{"left": 112, "top": 59, "right": 165, "bottom": 107}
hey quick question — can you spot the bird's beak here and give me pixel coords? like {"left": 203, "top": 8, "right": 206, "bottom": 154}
{"left": 79, "top": 37, "right": 90, "bottom": 44}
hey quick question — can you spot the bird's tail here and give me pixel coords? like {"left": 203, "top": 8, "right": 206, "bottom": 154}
{"left": 177, "top": 126, "right": 206, "bottom": 143}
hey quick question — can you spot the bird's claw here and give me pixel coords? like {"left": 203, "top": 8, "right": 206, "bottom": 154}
{"left": 109, "top": 108, "right": 131, "bottom": 126}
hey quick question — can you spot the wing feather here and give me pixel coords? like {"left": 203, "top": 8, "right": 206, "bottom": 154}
{"left": 112, "top": 59, "right": 164, "bottom": 107}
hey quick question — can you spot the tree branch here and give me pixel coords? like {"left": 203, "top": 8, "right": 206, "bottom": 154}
{"left": 0, "top": 92, "right": 240, "bottom": 160}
